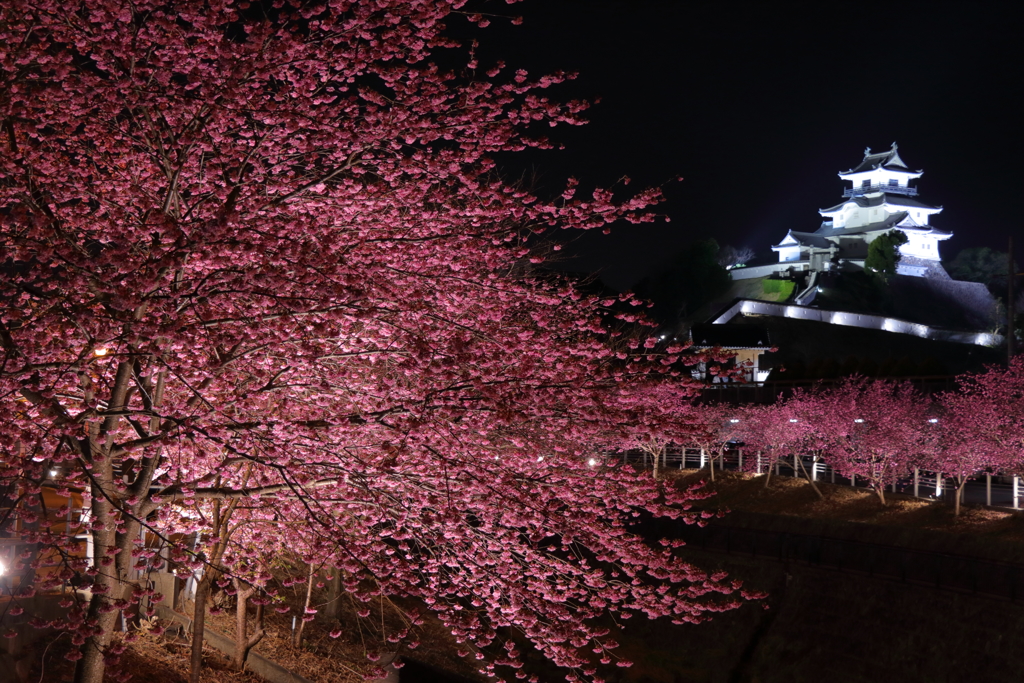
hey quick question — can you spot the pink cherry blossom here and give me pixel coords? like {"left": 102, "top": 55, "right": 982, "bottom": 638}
{"left": 0, "top": 3, "right": 744, "bottom": 682}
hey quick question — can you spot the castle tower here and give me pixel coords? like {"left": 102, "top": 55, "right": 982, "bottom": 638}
{"left": 772, "top": 144, "right": 951, "bottom": 277}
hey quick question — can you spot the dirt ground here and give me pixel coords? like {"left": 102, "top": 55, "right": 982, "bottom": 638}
{"left": 28, "top": 469, "right": 1024, "bottom": 683}
{"left": 668, "top": 468, "right": 1024, "bottom": 558}
{"left": 27, "top": 583, "right": 485, "bottom": 683}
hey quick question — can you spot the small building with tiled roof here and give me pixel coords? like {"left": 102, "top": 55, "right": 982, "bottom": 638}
{"left": 768, "top": 143, "right": 951, "bottom": 278}
{"left": 689, "top": 324, "right": 772, "bottom": 383}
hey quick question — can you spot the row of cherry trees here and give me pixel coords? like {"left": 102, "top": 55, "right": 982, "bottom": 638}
{"left": 0, "top": 3, "right": 750, "bottom": 683}
{"left": 707, "top": 359, "right": 1024, "bottom": 516}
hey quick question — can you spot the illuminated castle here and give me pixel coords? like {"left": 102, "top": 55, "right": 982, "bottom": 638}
{"left": 770, "top": 143, "right": 951, "bottom": 278}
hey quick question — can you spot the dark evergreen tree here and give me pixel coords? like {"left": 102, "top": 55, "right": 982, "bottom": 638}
{"left": 633, "top": 238, "right": 732, "bottom": 323}
{"left": 865, "top": 229, "right": 909, "bottom": 277}
{"left": 945, "top": 246, "right": 1016, "bottom": 293}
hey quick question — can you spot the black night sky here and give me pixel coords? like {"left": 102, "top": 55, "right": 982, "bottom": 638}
{"left": 477, "top": 1, "right": 1023, "bottom": 291}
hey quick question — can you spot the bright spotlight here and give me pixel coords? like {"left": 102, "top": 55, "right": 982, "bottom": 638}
{"left": 587, "top": 458, "right": 598, "bottom": 467}
{"left": 928, "top": 418, "right": 939, "bottom": 423}
{"left": 93, "top": 348, "right": 109, "bottom": 357}
{"left": 854, "top": 419, "right": 865, "bottom": 423}
{"left": 789, "top": 419, "right": 798, "bottom": 423}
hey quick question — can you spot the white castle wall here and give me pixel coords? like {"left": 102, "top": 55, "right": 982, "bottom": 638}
{"left": 730, "top": 263, "right": 802, "bottom": 280}
{"left": 710, "top": 299, "right": 1001, "bottom": 347}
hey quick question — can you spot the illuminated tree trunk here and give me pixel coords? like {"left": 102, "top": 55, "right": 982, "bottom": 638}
{"left": 190, "top": 575, "right": 213, "bottom": 683}
{"left": 190, "top": 491, "right": 243, "bottom": 683}
{"left": 873, "top": 473, "right": 888, "bottom": 507}
{"left": 232, "top": 580, "right": 265, "bottom": 671}
{"left": 954, "top": 475, "right": 968, "bottom": 517}
{"left": 74, "top": 495, "right": 118, "bottom": 683}
{"left": 703, "top": 448, "right": 714, "bottom": 483}
{"left": 75, "top": 361, "right": 150, "bottom": 683}
{"left": 796, "top": 456, "right": 824, "bottom": 500}
{"left": 292, "top": 564, "right": 315, "bottom": 649}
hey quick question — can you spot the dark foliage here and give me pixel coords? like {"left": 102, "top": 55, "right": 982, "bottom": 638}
{"left": 945, "top": 246, "right": 1017, "bottom": 295}
{"left": 633, "top": 238, "right": 732, "bottom": 323}
{"left": 865, "top": 229, "right": 909, "bottom": 277}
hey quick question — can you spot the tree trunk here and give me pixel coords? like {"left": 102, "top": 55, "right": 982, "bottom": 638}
{"left": 73, "top": 474, "right": 123, "bottom": 683}
{"left": 292, "top": 564, "right": 315, "bottom": 649}
{"left": 232, "top": 580, "right": 265, "bottom": 671}
{"left": 233, "top": 583, "right": 251, "bottom": 671}
{"left": 703, "top": 448, "right": 715, "bottom": 483}
{"left": 190, "top": 575, "right": 213, "bottom": 683}
{"left": 74, "top": 508, "right": 142, "bottom": 683}
{"left": 797, "top": 457, "right": 824, "bottom": 500}
{"left": 762, "top": 457, "right": 773, "bottom": 489}
{"left": 954, "top": 477, "right": 968, "bottom": 517}
{"left": 74, "top": 572, "right": 120, "bottom": 683}
{"left": 73, "top": 361, "right": 158, "bottom": 683}
{"left": 875, "top": 484, "right": 887, "bottom": 507}
{"left": 188, "top": 471, "right": 247, "bottom": 682}
{"left": 323, "top": 570, "right": 342, "bottom": 620}
{"left": 652, "top": 447, "right": 660, "bottom": 481}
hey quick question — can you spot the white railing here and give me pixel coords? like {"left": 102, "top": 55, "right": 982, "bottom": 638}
{"left": 844, "top": 184, "right": 918, "bottom": 197}
{"left": 618, "top": 447, "right": 1022, "bottom": 510}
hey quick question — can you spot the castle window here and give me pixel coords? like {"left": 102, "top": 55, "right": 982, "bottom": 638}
{"left": 888, "top": 179, "right": 898, "bottom": 187}
{"left": 861, "top": 180, "right": 870, "bottom": 188}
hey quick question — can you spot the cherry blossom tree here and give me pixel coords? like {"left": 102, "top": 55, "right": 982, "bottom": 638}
{"left": 678, "top": 403, "right": 744, "bottom": 483}
{"left": 621, "top": 376, "right": 711, "bottom": 480}
{"left": 924, "top": 400, "right": 983, "bottom": 517}
{"left": 930, "top": 358, "right": 1024, "bottom": 515}
{"left": 0, "top": 2, "right": 748, "bottom": 682}
{"left": 740, "top": 402, "right": 807, "bottom": 490}
{"left": 809, "top": 379, "right": 930, "bottom": 506}
{"left": 784, "top": 389, "right": 842, "bottom": 500}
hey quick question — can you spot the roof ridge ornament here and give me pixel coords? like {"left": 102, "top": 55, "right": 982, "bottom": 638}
{"left": 864, "top": 146, "right": 872, "bottom": 156}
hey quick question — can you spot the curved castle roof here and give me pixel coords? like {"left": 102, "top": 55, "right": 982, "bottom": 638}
{"left": 839, "top": 143, "right": 923, "bottom": 177}
{"left": 819, "top": 193, "right": 941, "bottom": 215}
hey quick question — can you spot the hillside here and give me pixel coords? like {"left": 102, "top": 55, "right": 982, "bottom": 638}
{"left": 814, "top": 271, "right": 999, "bottom": 331}
{"left": 728, "top": 313, "right": 1004, "bottom": 379}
